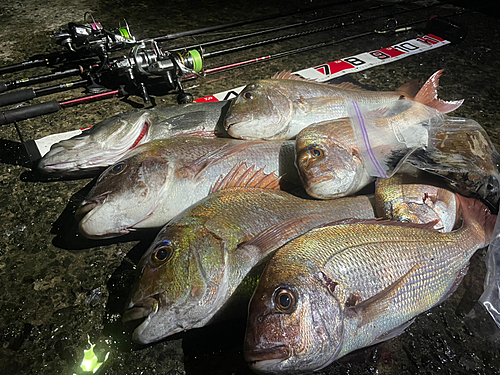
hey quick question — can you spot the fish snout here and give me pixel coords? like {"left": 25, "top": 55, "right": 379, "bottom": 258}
{"left": 75, "top": 193, "right": 107, "bottom": 221}
{"left": 122, "top": 292, "right": 164, "bottom": 323}
{"left": 245, "top": 345, "right": 291, "bottom": 372}
{"left": 224, "top": 113, "right": 253, "bottom": 132}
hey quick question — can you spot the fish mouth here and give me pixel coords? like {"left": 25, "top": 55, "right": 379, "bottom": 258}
{"left": 245, "top": 345, "right": 290, "bottom": 372}
{"left": 122, "top": 293, "right": 163, "bottom": 323}
{"left": 75, "top": 192, "right": 136, "bottom": 238}
{"left": 75, "top": 192, "right": 109, "bottom": 221}
{"left": 123, "top": 292, "right": 174, "bottom": 344}
{"left": 224, "top": 113, "right": 252, "bottom": 132}
{"left": 224, "top": 119, "right": 244, "bottom": 132}
{"left": 245, "top": 345, "right": 291, "bottom": 363}
{"left": 75, "top": 201, "right": 98, "bottom": 221}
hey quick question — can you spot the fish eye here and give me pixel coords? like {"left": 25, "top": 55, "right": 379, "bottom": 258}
{"left": 243, "top": 92, "right": 254, "bottom": 100}
{"left": 274, "top": 287, "right": 296, "bottom": 313}
{"left": 152, "top": 240, "right": 174, "bottom": 265}
{"left": 310, "top": 147, "right": 324, "bottom": 158}
{"left": 487, "top": 176, "right": 499, "bottom": 193}
{"left": 111, "top": 162, "right": 126, "bottom": 174}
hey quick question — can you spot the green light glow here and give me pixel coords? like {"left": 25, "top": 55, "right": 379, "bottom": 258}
{"left": 74, "top": 335, "right": 110, "bottom": 374}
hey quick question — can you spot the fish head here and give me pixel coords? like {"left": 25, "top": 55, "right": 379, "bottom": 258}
{"left": 38, "top": 111, "right": 151, "bottom": 175}
{"left": 225, "top": 81, "right": 293, "bottom": 140}
{"left": 245, "top": 255, "right": 344, "bottom": 374}
{"left": 76, "top": 143, "right": 171, "bottom": 238}
{"left": 123, "top": 221, "right": 228, "bottom": 343}
{"left": 374, "top": 175, "right": 460, "bottom": 232}
{"left": 295, "top": 122, "right": 365, "bottom": 199}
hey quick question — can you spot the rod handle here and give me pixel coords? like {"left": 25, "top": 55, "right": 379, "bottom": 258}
{"left": 0, "top": 88, "right": 36, "bottom": 107}
{"left": 0, "top": 100, "right": 60, "bottom": 125}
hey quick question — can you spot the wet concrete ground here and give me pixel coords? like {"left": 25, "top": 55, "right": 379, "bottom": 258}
{"left": 1, "top": 0, "right": 500, "bottom": 374}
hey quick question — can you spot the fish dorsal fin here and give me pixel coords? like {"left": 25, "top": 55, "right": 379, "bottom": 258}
{"left": 209, "top": 162, "right": 282, "bottom": 194}
{"left": 271, "top": 71, "right": 373, "bottom": 92}
{"left": 176, "top": 141, "right": 263, "bottom": 178}
{"left": 235, "top": 215, "right": 343, "bottom": 263}
{"left": 348, "top": 263, "right": 425, "bottom": 327}
{"left": 272, "top": 70, "right": 315, "bottom": 81}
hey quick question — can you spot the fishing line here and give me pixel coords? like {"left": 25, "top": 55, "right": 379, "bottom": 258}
{"left": 202, "top": 2, "right": 440, "bottom": 59}
{"left": 195, "top": 7, "right": 468, "bottom": 78}
{"left": 174, "top": 2, "right": 396, "bottom": 53}
{"left": 151, "top": 0, "right": 366, "bottom": 42}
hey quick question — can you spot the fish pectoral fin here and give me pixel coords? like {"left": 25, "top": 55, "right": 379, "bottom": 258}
{"left": 296, "top": 96, "right": 344, "bottom": 114}
{"left": 235, "top": 215, "right": 342, "bottom": 263}
{"left": 350, "top": 263, "right": 425, "bottom": 327}
{"left": 178, "top": 141, "right": 263, "bottom": 177}
{"left": 370, "top": 318, "right": 416, "bottom": 346}
{"left": 209, "top": 162, "right": 282, "bottom": 194}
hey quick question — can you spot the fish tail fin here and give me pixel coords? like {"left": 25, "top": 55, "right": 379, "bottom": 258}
{"left": 456, "top": 194, "right": 497, "bottom": 244}
{"left": 411, "top": 69, "right": 464, "bottom": 113}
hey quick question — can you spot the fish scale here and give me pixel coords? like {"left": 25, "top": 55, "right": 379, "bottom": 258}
{"left": 76, "top": 137, "right": 299, "bottom": 238}
{"left": 245, "top": 194, "right": 495, "bottom": 374}
{"left": 124, "top": 188, "right": 376, "bottom": 344}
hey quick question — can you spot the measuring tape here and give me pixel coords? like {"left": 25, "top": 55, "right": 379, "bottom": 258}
{"left": 195, "top": 34, "right": 449, "bottom": 102}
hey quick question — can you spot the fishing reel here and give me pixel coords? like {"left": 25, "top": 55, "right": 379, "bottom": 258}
{"left": 52, "top": 13, "right": 137, "bottom": 62}
{"left": 111, "top": 40, "right": 204, "bottom": 104}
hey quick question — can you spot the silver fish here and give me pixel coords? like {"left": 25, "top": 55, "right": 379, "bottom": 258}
{"left": 225, "top": 70, "right": 462, "bottom": 140}
{"left": 75, "top": 137, "right": 299, "bottom": 239}
{"left": 123, "top": 187, "right": 375, "bottom": 344}
{"left": 37, "top": 100, "right": 230, "bottom": 176}
{"left": 244, "top": 194, "right": 496, "bottom": 374}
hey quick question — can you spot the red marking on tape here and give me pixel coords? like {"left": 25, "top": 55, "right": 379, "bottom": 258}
{"left": 194, "top": 96, "right": 220, "bottom": 103}
{"left": 378, "top": 47, "right": 405, "bottom": 57}
{"left": 316, "top": 60, "right": 355, "bottom": 75}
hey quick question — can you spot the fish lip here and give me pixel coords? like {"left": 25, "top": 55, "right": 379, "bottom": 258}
{"left": 75, "top": 201, "right": 98, "bottom": 221}
{"left": 122, "top": 292, "right": 163, "bottom": 323}
{"left": 245, "top": 345, "right": 291, "bottom": 364}
{"left": 224, "top": 119, "right": 243, "bottom": 132}
{"left": 224, "top": 113, "right": 252, "bottom": 131}
{"left": 75, "top": 192, "right": 109, "bottom": 221}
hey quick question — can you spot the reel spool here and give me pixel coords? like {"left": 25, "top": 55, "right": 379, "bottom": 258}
{"left": 119, "top": 41, "right": 204, "bottom": 103}
{"left": 52, "top": 13, "right": 136, "bottom": 58}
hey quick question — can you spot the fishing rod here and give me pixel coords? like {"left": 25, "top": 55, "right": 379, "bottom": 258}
{"left": 0, "top": 0, "right": 360, "bottom": 76}
{"left": 0, "top": 12, "right": 464, "bottom": 127}
{"left": 0, "top": 80, "right": 90, "bottom": 108}
{"left": 173, "top": 2, "right": 396, "bottom": 52}
{"left": 0, "top": 2, "right": 405, "bottom": 107}
{"left": 0, "top": 3, "right": 469, "bottom": 124}
{"left": 0, "top": 88, "right": 127, "bottom": 126}
{"left": 0, "top": 1, "right": 385, "bottom": 96}
{"left": 196, "top": 12, "right": 467, "bottom": 77}
{"left": 202, "top": 2, "right": 440, "bottom": 59}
